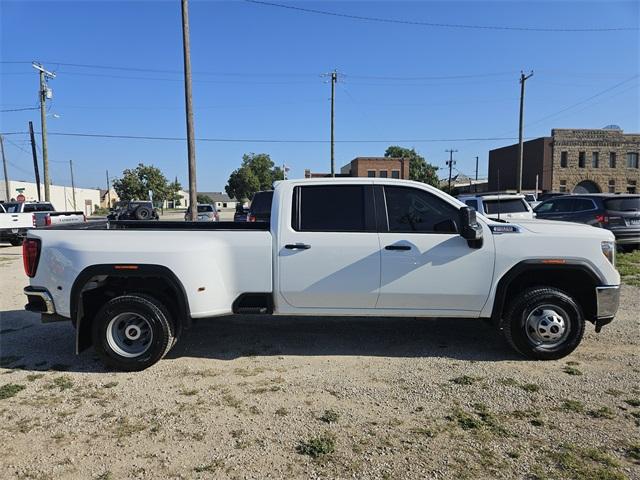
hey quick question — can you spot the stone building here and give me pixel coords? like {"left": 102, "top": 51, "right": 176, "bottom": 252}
{"left": 488, "top": 128, "right": 640, "bottom": 194}
{"left": 305, "top": 157, "right": 410, "bottom": 179}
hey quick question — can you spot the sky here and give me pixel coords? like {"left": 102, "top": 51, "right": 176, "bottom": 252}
{"left": 1, "top": 0, "right": 638, "bottom": 192}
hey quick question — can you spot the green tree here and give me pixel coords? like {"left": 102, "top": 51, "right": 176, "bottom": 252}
{"left": 197, "top": 194, "right": 214, "bottom": 204}
{"left": 384, "top": 146, "right": 440, "bottom": 187}
{"left": 225, "top": 153, "right": 283, "bottom": 201}
{"left": 113, "top": 164, "right": 181, "bottom": 204}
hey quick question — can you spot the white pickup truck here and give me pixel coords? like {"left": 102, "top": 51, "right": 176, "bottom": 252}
{"left": 22, "top": 178, "right": 620, "bottom": 371}
{"left": 1, "top": 201, "right": 85, "bottom": 245}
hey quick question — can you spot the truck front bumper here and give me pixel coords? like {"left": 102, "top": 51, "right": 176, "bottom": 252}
{"left": 24, "top": 286, "right": 56, "bottom": 315}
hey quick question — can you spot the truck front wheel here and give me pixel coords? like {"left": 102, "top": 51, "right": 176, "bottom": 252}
{"left": 502, "top": 287, "right": 585, "bottom": 360}
{"left": 92, "top": 294, "right": 175, "bottom": 371}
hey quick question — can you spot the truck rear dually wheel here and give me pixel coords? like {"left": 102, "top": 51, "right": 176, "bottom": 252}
{"left": 92, "top": 294, "right": 175, "bottom": 371}
{"left": 502, "top": 287, "right": 585, "bottom": 360}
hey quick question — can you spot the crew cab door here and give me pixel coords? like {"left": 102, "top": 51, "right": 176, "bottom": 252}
{"left": 278, "top": 184, "right": 381, "bottom": 309}
{"left": 376, "top": 185, "right": 494, "bottom": 313}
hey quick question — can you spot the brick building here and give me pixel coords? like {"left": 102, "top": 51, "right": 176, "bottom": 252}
{"left": 488, "top": 128, "right": 640, "bottom": 194}
{"left": 305, "top": 157, "right": 410, "bottom": 179}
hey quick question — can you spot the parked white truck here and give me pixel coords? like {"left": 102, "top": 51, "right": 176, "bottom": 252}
{"left": 1, "top": 201, "right": 85, "bottom": 245}
{"left": 22, "top": 178, "right": 620, "bottom": 370}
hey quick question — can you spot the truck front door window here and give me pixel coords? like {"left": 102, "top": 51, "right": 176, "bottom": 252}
{"left": 384, "top": 186, "right": 459, "bottom": 233}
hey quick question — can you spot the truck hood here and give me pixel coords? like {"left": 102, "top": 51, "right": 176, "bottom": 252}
{"left": 508, "top": 218, "right": 615, "bottom": 240}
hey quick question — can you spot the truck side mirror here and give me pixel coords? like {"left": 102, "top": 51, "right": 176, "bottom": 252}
{"left": 459, "top": 206, "right": 483, "bottom": 249}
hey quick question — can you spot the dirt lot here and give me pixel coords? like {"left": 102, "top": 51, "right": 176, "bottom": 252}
{"left": 1, "top": 244, "right": 639, "bottom": 480}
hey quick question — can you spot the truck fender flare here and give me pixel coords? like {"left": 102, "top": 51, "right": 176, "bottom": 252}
{"left": 490, "top": 259, "right": 603, "bottom": 325}
{"left": 71, "top": 264, "right": 191, "bottom": 354}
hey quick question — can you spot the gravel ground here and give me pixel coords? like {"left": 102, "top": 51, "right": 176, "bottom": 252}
{"left": 0, "top": 244, "right": 639, "bottom": 480}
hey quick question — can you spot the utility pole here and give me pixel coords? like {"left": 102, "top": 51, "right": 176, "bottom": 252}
{"left": 28, "top": 121, "right": 42, "bottom": 201}
{"left": 0, "top": 135, "right": 9, "bottom": 202}
{"left": 33, "top": 62, "right": 56, "bottom": 202}
{"left": 330, "top": 70, "right": 336, "bottom": 177}
{"left": 181, "top": 0, "right": 198, "bottom": 220}
{"left": 474, "top": 156, "right": 479, "bottom": 193}
{"left": 445, "top": 149, "right": 458, "bottom": 193}
{"left": 517, "top": 70, "right": 534, "bottom": 193}
{"left": 106, "top": 170, "right": 111, "bottom": 208}
{"left": 69, "top": 160, "right": 77, "bottom": 210}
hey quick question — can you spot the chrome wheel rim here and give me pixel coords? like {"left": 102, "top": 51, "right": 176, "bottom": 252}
{"left": 106, "top": 312, "right": 153, "bottom": 358}
{"left": 525, "top": 304, "right": 569, "bottom": 348}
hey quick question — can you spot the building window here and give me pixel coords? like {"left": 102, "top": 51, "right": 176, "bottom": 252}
{"left": 391, "top": 170, "right": 400, "bottom": 179}
{"left": 559, "top": 180, "right": 567, "bottom": 193}
{"left": 578, "top": 152, "right": 586, "bottom": 168}
{"left": 628, "top": 180, "right": 637, "bottom": 194}
{"left": 627, "top": 152, "right": 639, "bottom": 168}
{"left": 560, "top": 151, "right": 568, "bottom": 167}
{"left": 608, "top": 179, "right": 615, "bottom": 193}
{"left": 592, "top": 152, "right": 599, "bottom": 168}
{"left": 609, "top": 152, "right": 616, "bottom": 168}
{"left": 379, "top": 170, "right": 388, "bottom": 178}
{"left": 367, "top": 170, "right": 376, "bottom": 177}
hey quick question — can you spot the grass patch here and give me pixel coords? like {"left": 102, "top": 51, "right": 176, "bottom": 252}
{"left": 320, "top": 409, "right": 340, "bottom": 424}
{"left": 561, "top": 399, "right": 585, "bottom": 413}
{"left": 296, "top": 434, "right": 336, "bottom": 458}
{"left": 193, "top": 459, "right": 224, "bottom": 473}
{"left": 410, "top": 427, "right": 436, "bottom": 438}
{"left": 547, "top": 444, "right": 625, "bottom": 480}
{"left": 0, "top": 383, "right": 25, "bottom": 400}
{"left": 498, "top": 377, "right": 519, "bottom": 387}
{"left": 450, "top": 375, "right": 479, "bottom": 386}
{"left": 221, "top": 392, "right": 242, "bottom": 409}
{"left": 563, "top": 366, "right": 583, "bottom": 376}
{"left": 26, "top": 374, "right": 44, "bottom": 382}
{"left": 587, "top": 406, "right": 615, "bottom": 419}
{"left": 95, "top": 472, "right": 113, "bottom": 480}
{"left": 624, "top": 398, "right": 640, "bottom": 407}
{"left": 180, "top": 388, "right": 199, "bottom": 396}
{"left": 113, "top": 417, "right": 146, "bottom": 438}
{"left": 519, "top": 383, "right": 541, "bottom": 393}
{"left": 47, "top": 375, "right": 74, "bottom": 391}
{"left": 275, "top": 407, "right": 288, "bottom": 417}
{"left": 617, "top": 250, "right": 640, "bottom": 286}
{"left": 250, "top": 385, "right": 281, "bottom": 394}
{"left": 605, "top": 388, "right": 624, "bottom": 397}
{"left": 626, "top": 443, "right": 640, "bottom": 463}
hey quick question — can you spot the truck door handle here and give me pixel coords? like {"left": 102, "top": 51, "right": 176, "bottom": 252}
{"left": 285, "top": 243, "right": 311, "bottom": 250}
{"left": 385, "top": 245, "right": 411, "bottom": 251}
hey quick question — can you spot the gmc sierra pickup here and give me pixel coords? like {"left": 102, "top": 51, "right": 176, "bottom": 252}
{"left": 1, "top": 201, "right": 85, "bottom": 245}
{"left": 22, "top": 178, "right": 620, "bottom": 370}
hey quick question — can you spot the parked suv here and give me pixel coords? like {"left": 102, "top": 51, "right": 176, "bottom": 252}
{"left": 185, "top": 204, "right": 219, "bottom": 222}
{"left": 457, "top": 194, "right": 534, "bottom": 221}
{"left": 248, "top": 190, "right": 273, "bottom": 222}
{"left": 534, "top": 194, "right": 640, "bottom": 250}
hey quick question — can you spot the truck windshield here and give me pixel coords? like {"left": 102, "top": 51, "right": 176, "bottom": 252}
{"left": 483, "top": 199, "right": 528, "bottom": 214}
{"left": 604, "top": 197, "right": 640, "bottom": 212}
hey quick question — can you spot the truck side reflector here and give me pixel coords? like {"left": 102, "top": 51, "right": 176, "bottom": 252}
{"left": 542, "top": 259, "right": 566, "bottom": 265}
{"left": 114, "top": 265, "right": 139, "bottom": 270}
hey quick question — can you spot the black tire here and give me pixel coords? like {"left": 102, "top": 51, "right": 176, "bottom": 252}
{"left": 135, "top": 206, "right": 152, "bottom": 220}
{"left": 9, "top": 238, "right": 23, "bottom": 246}
{"left": 502, "top": 287, "right": 585, "bottom": 360}
{"left": 92, "top": 294, "right": 175, "bottom": 371}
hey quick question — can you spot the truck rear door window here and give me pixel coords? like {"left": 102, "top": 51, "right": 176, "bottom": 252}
{"left": 293, "top": 185, "right": 372, "bottom": 232}
{"left": 483, "top": 199, "right": 528, "bottom": 214}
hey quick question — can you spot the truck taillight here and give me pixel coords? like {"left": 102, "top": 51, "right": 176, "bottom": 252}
{"left": 595, "top": 214, "right": 609, "bottom": 224}
{"left": 22, "top": 238, "right": 41, "bottom": 278}
{"left": 248, "top": 215, "right": 256, "bottom": 222}
{"left": 32, "top": 213, "right": 36, "bottom": 227}
{"left": 45, "top": 215, "right": 52, "bottom": 226}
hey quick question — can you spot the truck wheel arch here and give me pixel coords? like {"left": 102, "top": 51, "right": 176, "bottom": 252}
{"left": 71, "top": 264, "right": 191, "bottom": 354}
{"left": 491, "top": 260, "right": 603, "bottom": 327}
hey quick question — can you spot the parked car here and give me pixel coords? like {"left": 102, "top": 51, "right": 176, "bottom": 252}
{"left": 24, "top": 178, "right": 620, "bottom": 370}
{"left": 108, "top": 201, "right": 159, "bottom": 221}
{"left": 534, "top": 194, "right": 640, "bottom": 251}
{"left": 184, "top": 204, "right": 219, "bottom": 222}
{"left": 234, "top": 204, "right": 250, "bottom": 222}
{"left": 1, "top": 201, "right": 85, "bottom": 245}
{"left": 457, "top": 194, "right": 534, "bottom": 221}
{"left": 248, "top": 190, "right": 273, "bottom": 222}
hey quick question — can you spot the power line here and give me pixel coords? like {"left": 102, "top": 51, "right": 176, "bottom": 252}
{"left": 0, "top": 107, "right": 40, "bottom": 112}
{"left": 244, "top": 0, "right": 638, "bottom": 32}
{"left": 0, "top": 131, "right": 526, "bottom": 144}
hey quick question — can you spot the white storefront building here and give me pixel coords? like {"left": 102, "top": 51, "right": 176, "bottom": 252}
{"left": 1, "top": 180, "right": 101, "bottom": 215}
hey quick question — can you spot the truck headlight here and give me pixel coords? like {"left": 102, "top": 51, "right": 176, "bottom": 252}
{"left": 601, "top": 241, "right": 615, "bottom": 266}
